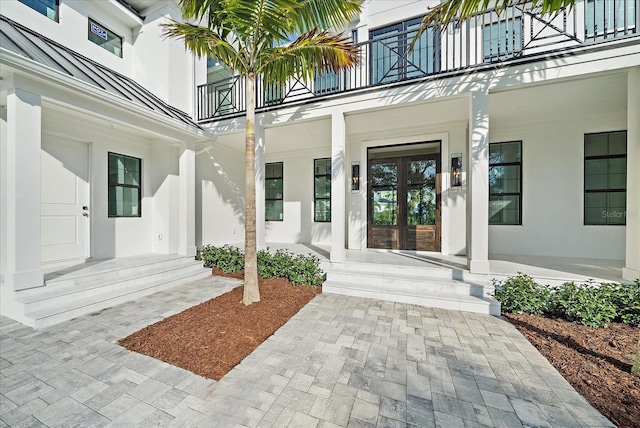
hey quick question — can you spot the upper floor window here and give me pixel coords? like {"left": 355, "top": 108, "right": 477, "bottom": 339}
{"left": 483, "top": 17, "right": 522, "bottom": 62}
{"left": 584, "top": 131, "right": 627, "bottom": 225}
{"left": 88, "top": 19, "right": 122, "bottom": 57}
{"left": 370, "top": 17, "right": 440, "bottom": 85}
{"left": 489, "top": 141, "right": 522, "bottom": 225}
{"left": 314, "top": 158, "right": 331, "bottom": 222}
{"left": 18, "top": 0, "right": 58, "bottom": 21}
{"left": 265, "top": 162, "right": 284, "bottom": 221}
{"left": 585, "top": 0, "right": 636, "bottom": 41}
{"left": 108, "top": 153, "right": 141, "bottom": 217}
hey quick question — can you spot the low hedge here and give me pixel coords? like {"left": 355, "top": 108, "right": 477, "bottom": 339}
{"left": 493, "top": 273, "right": 640, "bottom": 328}
{"left": 197, "top": 245, "right": 324, "bottom": 287}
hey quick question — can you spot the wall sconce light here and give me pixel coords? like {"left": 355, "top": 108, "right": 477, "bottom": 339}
{"left": 451, "top": 153, "right": 462, "bottom": 187}
{"left": 351, "top": 162, "right": 360, "bottom": 192}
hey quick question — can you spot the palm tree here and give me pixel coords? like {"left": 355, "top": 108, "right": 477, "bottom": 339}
{"left": 164, "top": 0, "right": 360, "bottom": 305}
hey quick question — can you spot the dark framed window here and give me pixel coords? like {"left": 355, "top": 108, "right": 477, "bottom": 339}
{"left": 88, "top": 19, "right": 122, "bottom": 57}
{"left": 265, "top": 162, "right": 283, "bottom": 221}
{"left": 108, "top": 153, "right": 141, "bottom": 217}
{"left": 489, "top": 141, "right": 522, "bottom": 225}
{"left": 314, "top": 158, "right": 331, "bottom": 222}
{"left": 584, "top": 131, "right": 627, "bottom": 225}
{"left": 370, "top": 17, "right": 440, "bottom": 85}
{"left": 18, "top": 0, "right": 58, "bottom": 21}
{"left": 483, "top": 17, "right": 522, "bottom": 62}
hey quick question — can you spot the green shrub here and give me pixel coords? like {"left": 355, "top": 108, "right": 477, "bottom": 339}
{"left": 198, "top": 244, "right": 245, "bottom": 273}
{"left": 547, "top": 281, "right": 617, "bottom": 328}
{"left": 492, "top": 273, "right": 550, "bottom": 315}
{"left": 605, "top": 279, "right": 640, "bottom": 326}
{"left": 199, "top": 245, "right": 323, "bottom": 287}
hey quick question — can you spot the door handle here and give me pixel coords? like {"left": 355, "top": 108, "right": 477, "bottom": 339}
{"left": 83, "top": 213, "right": 89, "bottom": 217}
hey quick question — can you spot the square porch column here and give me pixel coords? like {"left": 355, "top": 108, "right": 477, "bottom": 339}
{"left": 178, "top": 142, "right": 197, "bottom": 257}
{"left": 3, "top": 84, "right": 44, "bottom": 290}
{"left": 623, "top": 67, "right": 640, "bottom": 281}
{"left": 467, "top": 90, "right": 490, "bottom": 274}
{"left": 255, "top": 122, "right": 266, "bottom": 250}
{"left": 331, "top": 112, "right": 346, "bottom": 262}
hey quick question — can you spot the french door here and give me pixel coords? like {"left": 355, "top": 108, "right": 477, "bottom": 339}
{"left": 368, "top": 154, "right": 441, "bottom": 251}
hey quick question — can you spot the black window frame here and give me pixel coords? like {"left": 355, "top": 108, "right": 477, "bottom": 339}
{"left": 265, "top": 162, "right": 284, "bottom": 221}
{"left": 108, "top": 152, "right": 142, "bottom": 218}
{"left": 88, "top": 18, "right": 123, "bottom": 58}
{"left": 584, "top": 130, "right": 627, "bottom": 226}
{"left": 369, "top": 16, "right": 441, "bottom": 85}
{"left": 18, "top": 0, "right": 59, "bottom": 21}
{"left": 489, "top": 141, "right": 523, "bottom": 225}
{"left": 314, "top": 158, "right": 331, "bottom": 222}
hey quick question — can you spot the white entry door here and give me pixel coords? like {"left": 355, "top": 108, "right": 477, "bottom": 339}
{"left": 41, "top": 136, "right": 90, "bottom": 263}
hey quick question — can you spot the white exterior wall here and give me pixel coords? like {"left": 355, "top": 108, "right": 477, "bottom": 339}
{"left": 39, "top": 111, "right": 181, "bottom": 259}
{"left": 264, "top": 148, "right": 333, "bottom": 246}
{"left": 2, "top": 0, "right": 140, "bottom": 76}
{"left": 2, "top": 0, "right": 201, "bottom": 116}
{"left": 132, "top": 3, "right": 199, "bottom": 116}
{"left": 196, "top": 137, "right": 246, "bottom": 247}
{"left": 489, "top": 77, "right": 628, "bottom": 260}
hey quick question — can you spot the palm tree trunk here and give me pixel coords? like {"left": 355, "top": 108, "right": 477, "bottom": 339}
{"left": 243, "top": 73, "right": 260, "bottom": 305}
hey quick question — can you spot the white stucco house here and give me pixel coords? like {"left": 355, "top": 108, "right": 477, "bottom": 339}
{"left": 1, "top": 0, "right": 639, "bottom": 327}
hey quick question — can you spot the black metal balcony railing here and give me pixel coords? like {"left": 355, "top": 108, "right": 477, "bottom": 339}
{"left": 196, "top": 0, "right": 638, "bottom": 122}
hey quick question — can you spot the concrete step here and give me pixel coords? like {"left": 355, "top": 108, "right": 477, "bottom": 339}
{"left": 323, "top": 279, "right": 500, "bottom": 315}
{"left": 25, "top": 264, "right": 211, "bottom": 328}
{"left": 41, "top": 254, "right": 190, "bottom": 289}
{"left": 18, "top": 258, "right": 205, "bottom": 310}
{"left": 323, "top": 262, "right": 500, "bottom": 316}
{"left": 325, "top": 260, "right": 490, "bottom": 283}
{"left": 326, "top": 270, "right": 488, "bottom": 297}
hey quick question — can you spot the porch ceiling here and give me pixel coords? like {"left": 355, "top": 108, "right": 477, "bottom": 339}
{"left": 490, "top": 72, "right": 628, "bottom": 127}
{"left": 42, "top": 102, "right": 175, "bottom": 147}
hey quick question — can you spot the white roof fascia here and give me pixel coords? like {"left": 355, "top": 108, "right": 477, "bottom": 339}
{"left": 1, "top": 48, "right": 214, "bottom": 145}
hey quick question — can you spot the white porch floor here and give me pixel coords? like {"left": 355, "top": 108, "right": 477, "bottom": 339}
{"left": 260, "top": 243, "right": 626, "bottom": 284}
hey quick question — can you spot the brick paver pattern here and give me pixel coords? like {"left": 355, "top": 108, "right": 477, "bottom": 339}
{"left": 0, "top": 276, "right": 613, "bottom": 427}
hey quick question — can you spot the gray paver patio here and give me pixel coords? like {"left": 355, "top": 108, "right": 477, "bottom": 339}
{"left": 0, "top": 276, "right": 613, "bottom": 427}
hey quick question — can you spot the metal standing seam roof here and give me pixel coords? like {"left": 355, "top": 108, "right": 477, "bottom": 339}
{"left": 0, "top": 15, "right": 203, "bottom": 131}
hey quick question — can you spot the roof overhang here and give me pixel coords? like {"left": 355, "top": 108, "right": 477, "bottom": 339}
{"left": 1, "top": 48, "right": 214, "bottom": 145}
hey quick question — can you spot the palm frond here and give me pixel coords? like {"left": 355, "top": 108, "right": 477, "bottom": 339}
{"left": 161, "top": 20, "right": 248, "bottom": 73}
{"left": 258, "top": 29, "right": 359, "bottom": 84}
{"left": 294, "top": 0, "right": 361, "bottom": 33}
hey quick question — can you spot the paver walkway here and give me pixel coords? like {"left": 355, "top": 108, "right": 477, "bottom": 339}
{"left": 1, "top": 276, "right": 612, "bottom": 427}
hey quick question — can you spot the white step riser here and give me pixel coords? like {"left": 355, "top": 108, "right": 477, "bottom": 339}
{"left": 327, "top": 263, "right": 490, "bottom": 283}
{"left": 22, "top": 264, "right": 208, "bottom": 312}
{"left": 30, "top": 270, "right": 212, "bottom": 329}
{"left": 323, "top": 283, "right": 500, "bottom": 316}
{"left": 326, "top": 272, "right": 489, "bottom": 297}
{"left": 329, "top": 264, "right": 455, "bottom": 279}
{"left": 43, "top": 257, "right": 195, "bottom": 289}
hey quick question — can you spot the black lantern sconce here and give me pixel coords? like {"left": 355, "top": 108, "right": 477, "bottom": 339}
{"left": 351, "top": 162, "right": 360, "bottom": 192}
{"left": 451, "top": 153, "right": 462, "bottom": 187}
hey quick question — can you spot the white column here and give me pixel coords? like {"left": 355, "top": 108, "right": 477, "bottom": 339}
{"left": 4, "top": 85, "right": 44, "bottom": 290}
{"left": 623, "top": 67, "right": 640, "bottom": 281}
{"left": 467, "top": 90, "right": 490, "bottom": 274}
{"left": 255, "top": 122, "right": 266, "bottom": 250}
{"left": 331, "top": 112, "right": 346, "bottom": 262}
{"left": 178, "top": 142, "right": 197, "bottom": 257}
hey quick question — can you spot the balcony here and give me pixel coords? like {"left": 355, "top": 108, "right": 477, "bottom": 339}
{"left": 196, "top": 0, "right": 638, "bottom": 122}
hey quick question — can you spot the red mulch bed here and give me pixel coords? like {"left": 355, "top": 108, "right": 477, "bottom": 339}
{"left": 119, "top": 269, "right": 321, "bottom": 380}
{"left": 504, "top": 313, "right": 640, "bottom": 428}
